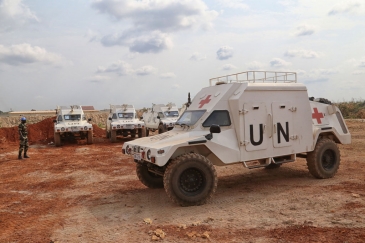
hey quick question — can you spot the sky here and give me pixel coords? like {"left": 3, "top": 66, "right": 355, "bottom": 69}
{"left": 0, "top": 0, "right": 365, "bottom": 111}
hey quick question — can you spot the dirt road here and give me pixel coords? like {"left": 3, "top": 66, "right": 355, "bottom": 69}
{"left": 1, "top": 120, "right": 365, "bottom": 242}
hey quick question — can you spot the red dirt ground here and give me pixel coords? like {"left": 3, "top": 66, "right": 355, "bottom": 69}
{"left": 0, "top": 120, "right": 364, "bottom": 242}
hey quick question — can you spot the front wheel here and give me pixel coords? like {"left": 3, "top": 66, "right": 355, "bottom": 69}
{"left": 306, "top": 138, "right": 340, "bottom": 179}
{"left": 163, "top": 153, "right": 217, "bottom": 207}
{"left": 87, "top": 131, "right": 93, "bottom": 144}
{"left": 136, "top": 164, "right": 164, "bottom": 188}
{"left": 54, "top": 132, "right": 61, "bottom": 147}
{"left": 110, "top": 130, "right": 117, "bottom": 143}
{"left": 158, "top": 124, "right": 166, "bottom": 134}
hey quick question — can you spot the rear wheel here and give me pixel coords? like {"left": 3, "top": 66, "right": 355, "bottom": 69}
{"left": 54, "top": 132, "right": 61, "bottom": 147}
{"left": 306, "top": 138, "right": 340, "bottom": 179}
{"left": 138, "top": 128, "right": 146, "bottom": 138}
{"left": 87, "top": 131, "right": 93, "bottom": 144}
{"left": 158, "top": 124, "right": 166, "bottom": 134}
{"left": 110, "top": 130, "right": 117, "bottom": 143}
{"left": 136, "top": 164, "right": 164, "bottom": 188}
{"left": 146, "top": 128, "right": 150, "bottom": 136}
{"left": 164, "top": 153, "right": 217, "bottom": 207}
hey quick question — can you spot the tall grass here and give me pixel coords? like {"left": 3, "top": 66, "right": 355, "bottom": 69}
{"left": 334, "top": 99, "right": 365, "bottom": 119}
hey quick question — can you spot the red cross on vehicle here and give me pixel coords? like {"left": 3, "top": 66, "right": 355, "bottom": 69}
{"left": 312, "top": 107, "right": 324, "bottom": 124}
{"left": 199, "top": 95, "right": 211, "bottom": 108}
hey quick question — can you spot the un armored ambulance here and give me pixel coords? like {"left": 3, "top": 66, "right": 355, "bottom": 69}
{"left": 53, "top": 105, "right": 93, "bottom": 146}
{"left": 106, "top": 104, "right": 145, "bottom": 142}
{"left": 122, "top": 71, "right": 351, "bottom": 206}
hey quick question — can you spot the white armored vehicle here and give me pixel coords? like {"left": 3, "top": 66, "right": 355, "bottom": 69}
{"left": 53, "top": 105, "right": 93, "bottom": 146}
{"left": 142, "top": 103, "right": 179, "bottom": 136}
{"left": 122, "top": 71, "right": 351, "bottom": 206}
{"left": 106, "top": 104, "right": 145, "bottom": 142}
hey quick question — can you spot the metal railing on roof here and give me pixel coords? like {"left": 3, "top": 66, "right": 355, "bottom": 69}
{"left": 209, "top": 71, "right": 297, "bottom": 86}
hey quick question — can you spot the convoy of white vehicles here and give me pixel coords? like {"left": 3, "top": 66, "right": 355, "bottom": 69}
{"left": 121, "top": 71, "right": 351, "bottom": 207}
{"left": 106, "top": 104, "right": 146, "bottom": 142}
{"left": 53, "top": 105, "right": 93, "bottom": 146}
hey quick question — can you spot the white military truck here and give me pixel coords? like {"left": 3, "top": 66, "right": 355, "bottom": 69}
{"left": 122, "top": 71, "right": 351, "bottom": 206}
{"left": 106, "top": 104, "right": 146, "bottom": 142}
{"left": 53, "top": 105, "right": 93, "bottom": 146}
{"left": 142, "top": 103, "right": 180, "bottom": 136}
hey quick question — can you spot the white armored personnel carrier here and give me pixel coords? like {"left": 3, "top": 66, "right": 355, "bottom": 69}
{"left": 53, "top": 105, "right": 93, "bottom": 146}
{"left": 122, "top": 71, "right": 351, "bottom": 206}
{"left": 142, "top": 103, "right": 179, "bottom": 136}
{"left": 106, "top": 104, "right": 145, "bottom": 142}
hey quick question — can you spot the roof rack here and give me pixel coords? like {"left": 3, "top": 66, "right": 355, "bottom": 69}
{"left": 209, "top": 71, "right": 297, "bottom": 86}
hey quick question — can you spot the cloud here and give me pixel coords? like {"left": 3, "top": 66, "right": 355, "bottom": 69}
{"left": 189, "top": 52, "right": 206, "bottom": 61}
{"left": 0, "top": 0, "right": 39, "bottom": 31}
{"left": 0, "top": 43, "right": 62, "bottom": 66}
{"left": 92, "top": 0, "right": 218, "bottom": 51}
{"left": 97, "top": 60, "right": 134, "bottom": 76}
{"left": 310, "top": 68, "right": 338, "bottom": 76}
{"left": 96, "top": 60, "right": 157, "bottom": 76}
{"left": 221, "top": 64, "right": 237, "bottom": 71}
{"left": 129, "top": 32, "right": 173, "bottom": 53}
{"left": 328, "top": 1, "right": 361, "bottom": 15}
{"left": 217, "top": 0, "right": 249, "bottom": 10}
{"left": 270, "top": 58, "right": 291, "bottom": 67}
{"left": 294, "top": 25, "right": 315, "bottom": 37}
{"left": 88, "top": 75, "right": 110, "bottom": 83}
{"left": 171, "top": 84, "right": 181, "bottom": 89}
{"left": 216, "top": 46, "right": 233, "bottom": 60}
{"left": 352, "top": 70, "right": 365, "bottom": 75}
{"left": 246, "top": 61, "right": 264, "bottom": 70}
{"left": 135, "top": 65, "right": 157, "bottom": 76}
{"left": 284, "top": 49, "right": 320, "bottom": 59}
{"left": 160, "top": 72, "right": 176, "bottom": 79}
{"left": 358, "top": 59, "right": 365, "bottom": 68}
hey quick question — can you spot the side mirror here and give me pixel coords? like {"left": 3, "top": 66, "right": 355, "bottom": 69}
{"left": 140, "top": 116, "right": 143, "bottom": 120}
{"left": 210, "top": 124, "right": 221, "bottom": 134}
{"left": 53, "top": 119, "right": 57, "bottom": 123}
{"left": 88, "top": 118, "right": 92, "bottom": 122}
{"left": 108, "top": 117, "right": 112, "bottom": 120}
{"left": 157, "top": 116, "right": 160, "bottom": 119}
{"left": 205, "top": 124, "right": 221, "bottom": 140}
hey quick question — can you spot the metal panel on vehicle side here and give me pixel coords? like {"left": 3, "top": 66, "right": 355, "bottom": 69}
{"left": 244, "top": 102, "right": 268, "bottom": 151}
{"left": 272, "top": 101, "right": 293, "bottom": 148}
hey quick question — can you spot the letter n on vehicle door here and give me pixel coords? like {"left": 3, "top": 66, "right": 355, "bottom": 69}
{"left": 272, "top": 101, "right": 293, "bottom": 148}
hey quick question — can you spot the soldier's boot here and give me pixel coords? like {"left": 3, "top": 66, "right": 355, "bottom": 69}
{"left": 18, "top": 151, "right": 23, "bottom": 160}
{"left": 24, "top": 148, "right": 30, "bottom": 158}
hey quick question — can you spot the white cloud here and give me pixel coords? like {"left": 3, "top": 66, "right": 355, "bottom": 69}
{"left": 294, "top": 25, "right": 315, "bottom": 37}
{"left": 0, "top": 43, "right": 62, "bottom": 66}
{"left": 359, "top": 59, "right": 365, "bottom": 68}
{"left": 310, "top": 69, "right": 338, "bottom": 76}
{"left": 217, "top": 0, "right": 249, "bottom": 10}
{"left": 328, "top": 1, "right": 361, "bottom": 16}
{"left": 221, "top": 64, "right": 237, "bottom": 71}
{"left": 352, "top": 70, "right": 365, "bottom": 75}
{"left": 246, "top": 61, "right": 265, "bottom": 70}
{"left": 160, "top": 72, "right": 176, "bottom": 79}
{"left": 270, "top": 58, "right": 291, "bottom": 67}
{"left": 135, "top": 65, "right": 157, "bottom": 76}
{"left": 88, "top": 75, "right": 110, "bottom": 83}
{"left": 129, "top": 32, "right": 173, "bottom": 53}
{"left": 171, "top": 84, "right": 181, "bottom": 89}
{"left": 0, "top": 0, "right": 39, "bottom": 31}
{"left": 189, "top": 52, "right": 206, "bottom": 61}
{"left": 217, "top": 46, "right": 233, "bottom": 60}
{"left": 284, "top": 49, "right": 320, "bottom": 59}
{"left": 97, "top": 60, "right": 134, "bottom": 76}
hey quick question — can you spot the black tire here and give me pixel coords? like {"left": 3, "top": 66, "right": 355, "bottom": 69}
{"left": 163, "top": 153, "right": 217, "bottom": 207}
{"left": 306, "top": 138, "right": 340, "bottom": 179}
{"left": 54, "top": 132, "right": 61, "bottom": 147}
{"left": 110, "top": 130, "right": 117, "bottom": 143}
{"left": 136, "top": 164, "right": 164, "bottom": 188}
{"left": 146, "top": 128, "right": 150, "bottom": 137}
{"left": 87, "top": 131, "right": 93, "bottom": 144}
{"left": 138, "top": 128, "right": 146, "bottom": 138}
{"left": 158, "top": 124, "right": 165, "bottom": 134}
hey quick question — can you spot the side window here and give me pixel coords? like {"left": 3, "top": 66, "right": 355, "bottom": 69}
{"left": 112, "top": 113, "right": 117, "bottom": 119}
{"left": 57, "top": 115, "right": 62, "bottom": 121}
{"left": 158, "top": 112, "right": 164, "bottom": 118}
{"left": 202, "top": 110, "right": 231, "bottom": 127}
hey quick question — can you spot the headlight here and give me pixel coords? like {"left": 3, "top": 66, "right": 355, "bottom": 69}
{"left": 138, "top": 124, "right": 141, "bottom": 128}
{"left": 84, "top": 126, "right": 88, "bottom": 130}
{"left": 117, "top": 125, "right": 120, "bottom": 128}
{"left": 61, "top": 127, "right": 65, "bottom": 131}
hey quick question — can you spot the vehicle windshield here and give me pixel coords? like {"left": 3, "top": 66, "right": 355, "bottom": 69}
{"left": 176, "top": 110, "right": 206, "bottom": 126}
{"left": 164, "top": 110, "right": 179, "bottom": 117}
{"left": 118, "top": 113, "right": 134, "bottom": 119}
{"left": 64, "top": 114, "right": 81, "bottom": 120}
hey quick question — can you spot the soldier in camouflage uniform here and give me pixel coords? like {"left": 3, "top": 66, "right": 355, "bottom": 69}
{"left": 18, "top": 117, "right": 30, "bottom": 159}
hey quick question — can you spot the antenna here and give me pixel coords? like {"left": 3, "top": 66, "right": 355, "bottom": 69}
{"left": 187, "top": 92, "right": 191, "bottom": 107}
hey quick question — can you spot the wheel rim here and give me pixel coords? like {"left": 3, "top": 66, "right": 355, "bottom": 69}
{"left": 321, "top": 149, "right": 336, "bottom": 170}
{"left": 179, "top": 168, "right": 205, "bottom": 194}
